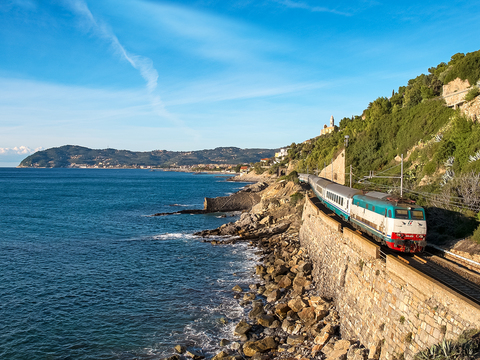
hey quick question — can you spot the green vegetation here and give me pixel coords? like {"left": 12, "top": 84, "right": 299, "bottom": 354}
{"left": 443, "top": 51, "right": 480, "bottom": 86}
{"left": 279, "top": 170, "right": 299, "bottom": 184}
{"left": 289, "top": 192, "right": 304, "bottom": 206}
{"left": 415, "top": 330, "right": 480, "bottom": 360}
{"left": 465, "top": 86, "right": 480, "bottom": 102}
{"left": 253, "top": 162, "right": 266, "bottom": 175}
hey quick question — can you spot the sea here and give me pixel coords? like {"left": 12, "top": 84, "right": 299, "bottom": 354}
{"left": 0, "top": 168, "right": 258, "bottom": 360}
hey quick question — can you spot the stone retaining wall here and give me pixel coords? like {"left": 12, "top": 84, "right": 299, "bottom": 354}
{"left": 299, "top": 197, "right": 480, "bottom": 359}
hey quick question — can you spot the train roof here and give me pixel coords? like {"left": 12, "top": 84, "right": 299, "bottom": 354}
{"left": 365, "top": 191, "right": 389, "bottom": 200}
{"left": 353, "top": 194, "right": 424, "bottom": 210}
{"left": 312, "top": 177, "right": 334, "bottom": 189}
{"left": 325, "top": 183, "right": 363, "bottom": 198}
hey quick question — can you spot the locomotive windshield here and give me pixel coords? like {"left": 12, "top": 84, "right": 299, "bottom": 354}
{"left": 395, "top": 209, "right": 409, "bottom": 219}
{"left": 411, "top": 210, "right": 424, "bottom": 220}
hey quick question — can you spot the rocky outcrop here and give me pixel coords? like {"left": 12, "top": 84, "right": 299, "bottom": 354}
{"left": 204, "top": 182, "right": 269, "bottom": 212}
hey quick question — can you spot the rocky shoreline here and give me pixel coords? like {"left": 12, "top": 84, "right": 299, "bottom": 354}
{"left": 164, "top": 179, "right": 370, "bottom": 360}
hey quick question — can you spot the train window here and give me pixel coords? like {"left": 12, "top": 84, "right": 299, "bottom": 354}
{"left": 411, "top": 210, "right": 424, "bottom": 220}
{"left": 384, "top": 210, "right": 387, "bottom": 217}
{"left": 395, "top": 209, "right": 409, "bottom": 219}
{"left": 388, "top": 210, "right": 392, "bottom": 218}
{"left": 365, "top": 204, "right": 369, "bottom": 210}
{"left": 372, "top": 206, "right": 375, "bottom": 212}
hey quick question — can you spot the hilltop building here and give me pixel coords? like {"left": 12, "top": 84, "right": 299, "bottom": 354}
{"left": 320, "top": 115, "right": 335, "bottom": 136}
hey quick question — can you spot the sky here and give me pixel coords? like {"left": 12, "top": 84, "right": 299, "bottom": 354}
{"left": 1, "top": 0, "right": 480, "bottom": 166}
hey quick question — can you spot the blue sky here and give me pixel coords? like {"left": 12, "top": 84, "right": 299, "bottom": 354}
{"left": 1, "top": 0, "right": 480, "bottom": 166}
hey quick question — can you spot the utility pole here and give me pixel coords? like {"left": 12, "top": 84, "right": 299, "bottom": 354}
{"left": 350, "top": 164, "right": 352, "bottom": 188}
{"left": 400, "top": 154, "right": 403, "bottom": 198}
{"left": 331, "top": 159, "right": 333, "bottom": 181}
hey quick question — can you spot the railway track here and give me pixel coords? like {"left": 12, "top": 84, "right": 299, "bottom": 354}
{"left": 397, "top": 253, "right": 480, "bottom": 305}
{"left": 308, "top": 196, "right": 480, "bottom": 305}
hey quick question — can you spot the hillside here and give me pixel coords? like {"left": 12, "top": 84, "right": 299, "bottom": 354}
{"left": 271, "top": 50, "right": 480, "bottom": 245}
{"left": 18, "top": 145, "right": 277, "bottom": 168}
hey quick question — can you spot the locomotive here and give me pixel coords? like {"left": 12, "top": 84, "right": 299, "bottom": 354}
{"left": 299, "top": 173, "right": 427, "bottom": 253}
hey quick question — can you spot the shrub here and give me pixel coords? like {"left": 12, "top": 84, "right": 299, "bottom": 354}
{"left": 290, "top": 192, "right": 304, "bottom": 206}
{"left": 424, "top": 161, "right": 437, "bottom": 176}
{"left": 465, "top": 86, "right": 480, "bottom": 102}
{"left": 472, "top": 224, "right": 480, "bottom": 244}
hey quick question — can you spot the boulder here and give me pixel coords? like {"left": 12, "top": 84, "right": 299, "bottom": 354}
{"left": 232, "top": 285, "right": 243, "bottom": 292}
{"left": 230, "top": 342, "right": 241, "bottom": 351}
{"left": 248, "top": 302, "right": 265, "bottom": 320}
{"left": 243, "top": 293, "right": 256, "bottom": 301}
{"left": 242, "top": 337, "right": 277, "bottom": 357}
{"left": 281, "top": 319, "right": 296, "bottom": 334}
{"left": 255, "top": 266, "right": 266, "bottom": 275}
{"left": 185, "top": 351, "right": 204, "bottom": 360}
{"left": 274, "top": 303, "right": 290, "bottom": 319}
{"left": 220, "top": 339, "right": 231, "bottom": 347}
{"left": 257, "top": 314, "right": 275, "bottom": 327}
{"left": 347, "top": 345, "right": 368, "bottom": 360}
{"left": 286, "top": 335, "right": 305, "bottom": 345}
{"left": 174, "top": 345, "right": 186, "bottom": 354}
{"left": 277, "top": 275, "right": 292, "bottom": 289}
{"left": 269, "top": 320, "right": 281, "bottom": 329}
{"left": 298, "top": 307, "right": 316, "bottom": 322}
{"left": 314, "top": 332, "right": 331, "bottom": 346}
{"left": 164, "top": 355, "right": 180, "bottom": 360}
{"left": 212, "top": 351, "right": 229, "bottom": 360}
{"left": 234, "top": 320, "right": 251, "bottom": 336}
{"left": 272, "top": 264, "right": 289, "bottom": 277}
{"left": 266, "top": 289, "right": 281, "bottom": 303}
{"left": 287, "top": 297, "right": 307, "bottom": 313}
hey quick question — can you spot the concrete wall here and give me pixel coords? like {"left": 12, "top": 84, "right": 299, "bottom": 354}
{"left": 299, "top": 197, "right": 480, "bottom": 359}
{"left": 443, "top": 78, "right": 471, "bottom": 108}
{"left": 317, "top": 149, "right": 346, "bottom": 185}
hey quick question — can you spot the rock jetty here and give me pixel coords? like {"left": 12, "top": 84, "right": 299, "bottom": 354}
{"left": 168, "top": 179, "right": 371, "bottom": 360}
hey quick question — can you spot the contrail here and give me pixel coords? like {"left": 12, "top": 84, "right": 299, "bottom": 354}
{"left": 67, "top": 0, "right": 159, "bottom": 93}
{"left": 64, "top": 0, "right": 199, "bottom": 140}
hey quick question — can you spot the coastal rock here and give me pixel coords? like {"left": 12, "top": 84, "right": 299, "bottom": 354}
{"left": 174, "top": 345, "right": 186, "bottom": 354}
{"left": 257, "top": 314, "right": 275, "bottom": 327}
{"left": 234, "top": 320, "right": 252, "bottom": 336}
{"left": 298, "top": 306, "right": 316, "bottom": 322}
{"left": 242, "top": 337, "right": 277, "bottom": 357}
{"left": 164, "top": 355, "right": 180, "bottom": 360}
{"left": 220, "top": 339, "right": 231, "bottom": 347}
{"left": 286, "top": 334, "right": 305, "bottom": 345}
{"left": 232, "top": 285, "right": 243, "bottom": 292}
{"left": 211, "top": 350, "right": 229, "bottom": 360}
{"left": 185, "top": 350, "right": 204, "bottom": 360}
{"left": 347, "top": 344, "right": 368, "bottom": 360}
{"left": 248, "top": 302, "right": 265, "bottom": 320}
{"left": 274, "top": 303, "right": 291, "bottom": 319}
{"left": 277, "top": 275, "right": 292, "bottom": 289}
{"left": 243, "top": 293, "right": 256, "bottom": 301}
{"left": 287, "top": 297, "right": 307, "bottom": 313}
{"left": 255, "top": 265, "right": 266, "bottom": 275}
{"left": 266, "top": 289, "right": 281, "bottom": 303}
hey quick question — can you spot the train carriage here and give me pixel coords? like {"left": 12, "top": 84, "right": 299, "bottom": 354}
{"left": 299, "top": 173, "right": 427, "bottom": 253}
{"left": 322, "top": 183, "right": 362, "bottom": 220}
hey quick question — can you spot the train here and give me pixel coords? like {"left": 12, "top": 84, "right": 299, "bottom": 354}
{"left": 299, "top": 173, "right": 427, "bottom": 253}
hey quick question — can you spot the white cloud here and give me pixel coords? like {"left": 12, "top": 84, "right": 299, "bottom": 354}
{"left": 272, "top": 0, "right": 351, "bottom": 16}
{"left": 0, "top": 146, "right": 43, "bottom": 155}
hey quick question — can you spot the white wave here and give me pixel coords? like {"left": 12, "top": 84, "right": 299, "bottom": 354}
{"left": 152, "top": 233, "right": 196, "bottom": 240}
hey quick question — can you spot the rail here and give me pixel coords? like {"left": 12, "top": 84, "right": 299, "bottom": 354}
{"left": 427, "top": 243, "right": 480, "bottom": 272}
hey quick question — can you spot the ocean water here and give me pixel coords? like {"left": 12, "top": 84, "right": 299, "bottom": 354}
{"left": 0, "top": 169, "right": 257, "bottom": 360}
